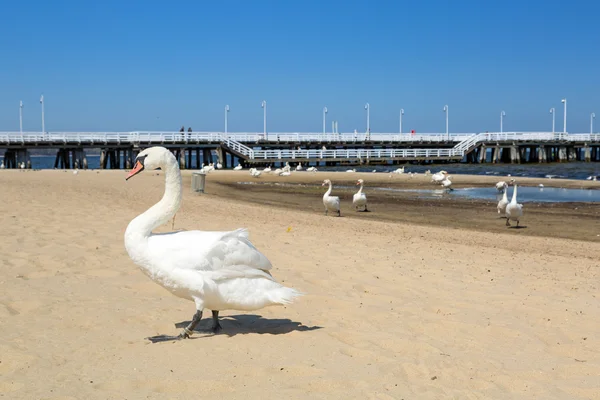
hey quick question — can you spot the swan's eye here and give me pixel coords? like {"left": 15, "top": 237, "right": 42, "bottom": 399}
{"left": 136, "top": 155, "right": 148, "bottom": 166}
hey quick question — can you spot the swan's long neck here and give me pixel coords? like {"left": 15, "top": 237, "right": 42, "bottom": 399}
{"left": 126, "top": 159, "right": 182, "bottom": 239}
{"left": 510, "top": 184, "right": 518, "bottom": 204}
{"left": 357, "top": 183, "right": 363, "bottom": 194}
{"left": 502, "top": 189, "right": 508, "bottom": 202}
{"left": 324, "top": 182, "right": 332, "bottom": 197}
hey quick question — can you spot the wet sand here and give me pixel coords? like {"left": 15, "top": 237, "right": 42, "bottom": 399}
{"left": 0, "top": 169, "right": 599, "bottom": 399}
{"left": 200, "top": 170, "right": 600, "bottom": 243}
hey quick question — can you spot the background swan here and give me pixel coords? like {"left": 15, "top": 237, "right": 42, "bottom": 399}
{"left": 296, "top": 163, "right": 303, "bottom": 171}
{"left": 440, "top": 175, "right": 453, "bottom": 191}
{"left": 124, "top": 146, "right": 301, "bottom": 341}
{"left": 431, "top": 170, "right": 447, "bottom": 183}
{"left": 497, "top": 186, "right": 509, "bottom": 216}
{"left": 233, "top": 164, "right": 243, "bottom": 171}
{"left": 322, "top": 179, "right": 341, "bottom": 217}
{"left": 353, "top": 179, "right": 368, "bottom": 211}
{"left": 505, "top": 183, "right": 524, "bottom": 227}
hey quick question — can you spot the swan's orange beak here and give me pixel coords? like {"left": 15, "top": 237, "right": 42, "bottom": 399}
{"left": 126, "top": 160, "right": 144, "bottom": 181}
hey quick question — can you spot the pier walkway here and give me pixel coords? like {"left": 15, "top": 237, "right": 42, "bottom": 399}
{"left": 1, "top": 131, "right": 599, "bottom": 168}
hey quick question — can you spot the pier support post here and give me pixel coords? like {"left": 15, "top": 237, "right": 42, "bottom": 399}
{"left": 478, "top": 145, "right": 486, "bottom": 163}
{"left": 539, "top": 146, "right": 547, "bottom": 163}
{"left": 510, "top": 146, "right": 520, "bottom": 164}
{"left": 558, "top": 147, "right": 568, "bottom": 162}
{"left": 568, "top": 147, "right": 577, "bottom": 161}
{"left": 492, "top": 146, "right": 500, "bottom": 163}
{"left": 584, "top": 145, "right": 591, "bottom": 162}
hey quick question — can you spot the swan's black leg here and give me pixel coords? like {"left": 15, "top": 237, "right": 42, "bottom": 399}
{"left": 211, "top": 310, "right": 222, "bottom": 333}
{"left": 364, "top": 205, "right": 369, "bottom": 212}
{"left": 146, "top": 309, "right": 203, "bottom": 343}
{"left": 337, "top": 210, "right": 341, "bottom": 217}
{"left": 506, "top": 219, "right": 511, "bottom": 227}
{"left": 325, "top": 209, "right": 328, "bottom": 216}
{"left": 179, "top": 309, "right": 203, "bottom": 339}
{"left": 516, "top": 220, "right": 520, "bottom": 227}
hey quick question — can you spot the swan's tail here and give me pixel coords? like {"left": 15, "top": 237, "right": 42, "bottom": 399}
{"left": 269, "top": 286, "right": 303, "bottom": 305}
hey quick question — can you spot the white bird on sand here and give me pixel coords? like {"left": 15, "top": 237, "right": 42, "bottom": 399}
{"left": 249, "top": 168, "right": 262, "bottom": 178}
{"left": 346, "top": 168, "right": 356, "bottom": 173}
{"left": 440, "top": 174, "right": 453, "bottom": 191}
{"left": 0, "top": 161, "right": 4, "bottom": 169}
{"left": 424, "top": 170, "right": 431, "bottom": 176}
{"left": 306, "top": 166, "right": 317, "bottom": 172}
{"left": 124, "top": 147, "right": 301, "bottom": 341}
{"left": 73, "top": 170, "right": 79, "bottom": 175}
{"left": 497, "top": 186, "right": 509, "bottom": 216}
{"left": 353, "top": 179, "right": 368, "bottom": 212}
{"left": 586, "top": 175, "right": 598, "bottom": 181}
{"left": 431, "top": 170, "right": 447, "bottom": 183}
{"left": 505, "top": 183, "right": 524, "bottom": 227}
{"left": 263, "top": 165, "right": 272, "bottom": 173}
{"left": 273, "top": 168, "right": 283, "bottom": 175}
{"left": 233, "top": 164, "right": 243, "bottom": 171}
{"left": 322, "top": 179, "right": 341, "bottom": 217}
{"left": 279, "top": 171, "right": 291, "bottom": 176}
{"left": 20, "top": 162, "right": 25, "bottom": 169}
{"left": 296, "top": 163, "right": 303, "bottom": 171}
{"left": 392, "top": 167, "right": 405, "bottom": 174}
{"left": 216, "top": 162, "right": 222, "bottom": 169}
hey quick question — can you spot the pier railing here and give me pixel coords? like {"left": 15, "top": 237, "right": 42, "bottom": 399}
{"left": 1, "top": 131, "right": 599, "bottom": 162}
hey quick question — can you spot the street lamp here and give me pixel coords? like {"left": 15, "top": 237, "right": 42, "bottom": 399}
{"left": 549, "top": 107, "right": 555, "bottom": 133}
{"left": 443, "top": 105, "right": 449, "bottom": 140}
{"left": 19, "top": 101, "right": 23, "bottom": 135}
{"left": 40, "top": 95, "right": 45, "bottom": 134}
{"left": 561, "top": 98, "right": 567, "bottom": 133}
{"left": 591, "top": 112, "right": 596, "bottom": 134}
{"left": 261, "top": 100, "right": 267, "bottom": 139}
{"left": 500, "top": 110, "right": 506, "bottom": 133}
{"left": 364, "top": 102, "right": 370, "bottom": 135}
{"left": 399, "top": 108, "right": 404, "bottom": 134}
{"left": 323, "top": 106, "right": 328, "bottom": 135}
{"left": 224, "top": 105, "right": 230, "bottom": 135}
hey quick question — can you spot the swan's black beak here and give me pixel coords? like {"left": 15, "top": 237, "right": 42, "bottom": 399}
{"left": 126, "top": 159, "right": 145, "bottom": 181}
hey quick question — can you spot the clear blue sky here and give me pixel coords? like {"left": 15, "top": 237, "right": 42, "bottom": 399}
{"left": 0, "top": 0, "right": 599, "bottom": 133}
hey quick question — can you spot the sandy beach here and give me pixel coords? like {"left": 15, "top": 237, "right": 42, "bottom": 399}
{"left": 1, "top": 168, "right": 599, "bottom": 399}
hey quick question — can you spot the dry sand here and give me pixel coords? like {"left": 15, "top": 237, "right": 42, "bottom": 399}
{"left": 0, "top": 169, "right": 599, "bottom": 399}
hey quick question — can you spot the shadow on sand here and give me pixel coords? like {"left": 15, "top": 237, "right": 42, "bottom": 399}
{"left": 146, "top": 314, "right": 321, "bottom": 343}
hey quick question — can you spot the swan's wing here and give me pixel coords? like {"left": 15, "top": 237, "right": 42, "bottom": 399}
{"left": 147, "top": 228, "right": 273, "bottom": 275}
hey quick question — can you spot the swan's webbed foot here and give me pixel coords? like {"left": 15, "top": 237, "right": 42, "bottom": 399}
{"left": 505, "top": 219, "right": 511, "bottom": 227}
{"left": 364, "top": 206, "right": 369, "bottom": 212}
{"left": 146, "top": 309, "right": 203, "bottom": 343}
{"left": 211, "top": 310, "right": 222, "bottom": 333}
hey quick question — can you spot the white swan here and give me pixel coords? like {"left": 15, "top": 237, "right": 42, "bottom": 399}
{"left": 233, "top": 164, "right": 243, "bottom": 171}
{"left": 346, "top": 168, "right": 356, "bottom": 173}
{"left": 263, "top": 165, "right": 272, "bottom": 173}
{"left": 306, "top": 166, "right": 317, "bottom": 172}
{"left": 296, "top": 163, "right": 303, "bottom": 171}
{"left": 495, "top": 181, "right": 508, "bottom": 191}
{"left": 272, "top": 168, "right": 283, "bottom": 175}
{"left": 216, "top": 162, "right": 222, "bottom": 169}
{"left": 322, "top": 179, "right": 341, "bottom": 217}
{"left": 124, "top": 147, "right": 300, "bottom": 340}
{"left": 0, "top": 161, "right": 4, "bottom": 169}
{"left": 392, "top": 167, "right": 405, "bottom": 174}
{"left": 497, "top": 186, "right": 509, "bottom": 216}
{"left": 431, "top": 170, "right": 447, "bottom": 183}
{"left": 505, "top": 183, "right": 523, "bottom": 227}
{"left": 440, "top": 175, "right": 453, "bottom": 191}
{"left": 353, "top": 179, "right": 368, "bottom": 211}
{"left": 279, "top": 171, "right": 291, "bottom": 176}
{"left": 249, "top": 168, "right": 261, "bottom": 178}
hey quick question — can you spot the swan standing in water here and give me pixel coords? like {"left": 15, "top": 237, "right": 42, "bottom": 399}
{"left": 124, "top": 147, "right": 301, "bottom": 341}
{"left": 322, "top": 179, "right": 341, "bottom": 217}
{"left": 353, "top": 179, "right": 368, "bottom": 211}
{"left": 440, "top": 175, "right": 453, "bottom": 191}
{"left": 497, "top": 186, "right": 509, "bottom": 216}
{"left": 505, "top": 183, "right": 524, "bottom": 227}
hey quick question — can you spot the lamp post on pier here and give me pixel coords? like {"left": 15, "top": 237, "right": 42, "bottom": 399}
{"left": 40, "top": 95, "right": 45, "bottom": 134}
{"left": 591, "top": 112, "right": 596, "bottom": 134}
{"left": 224, "top": 105, "right": 230, "bottom": 135}
{"left": 323, "top": 106, "right": 328, "bottom": 135}
{"left": 399, "top": 108, "right": 404, "bottom": 134}
{"left": 500, "top": 110, "right": 506, "bottom": 133}
{"left": 443, "top": 105, "right": 449, "bottom": 140}
{"left": 19, "top": 101, "right": 23, "bottom": 135}
{"left": 549, "top": 107, "right": 555, "bottom": 133}
{"left": 364, "top": 102, "right": 370, "bottom": 138}
{"left": 261, "top": 100, "right": 267, "bottom": 140}
{"left": 561, "top": 98, "right": 567, "bottom": 133}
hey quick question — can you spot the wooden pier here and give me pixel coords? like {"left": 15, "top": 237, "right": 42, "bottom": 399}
{"left": 0, "top": 131, "right": 599, "bottom": 169}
